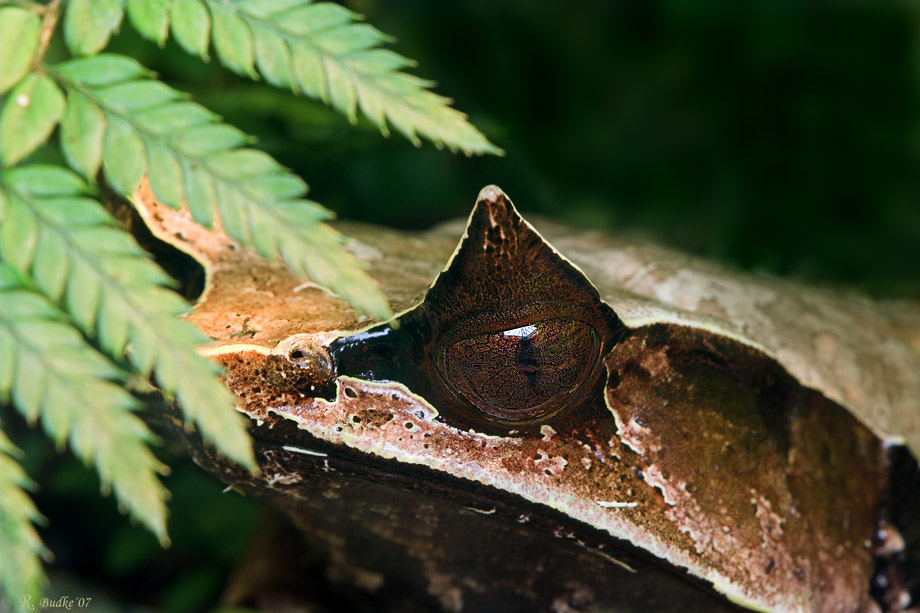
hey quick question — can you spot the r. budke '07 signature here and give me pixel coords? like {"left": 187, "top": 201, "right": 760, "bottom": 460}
{"left": 135, "top": 183, "right": 920, "bottom": 613}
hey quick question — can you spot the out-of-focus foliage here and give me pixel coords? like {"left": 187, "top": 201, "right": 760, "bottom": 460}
{"left": 179, "top": 0, "right": 917, "bottom": 297}
{"left": 0, "top": 1, "right": 499, "bottom": 610}
{"left": 0, "top": 432, "right": 50, "bottom": 610}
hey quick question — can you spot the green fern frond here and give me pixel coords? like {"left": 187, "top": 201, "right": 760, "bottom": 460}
{"left": 0, "top": 166, "right": 256, "bottom": 476}
{"left": 48, "top": 55, "right": 391, "bottom": 319}
{"left": 0, "top": 430, "right": 49, "bottom": 610}
{"left": 0, "top": 72, "right": 67, "bottom": 167}
{"left": 1, "top": 1, "right": 502, "bottom": 607}
{"left": 0, "top": 5, "right": 42, "bottom": 95}
{"left": 119, "top": 0, "right": 501, "bottom": 155}
{"left": 63, "top": 0, "right": 125, "bottom": 57}
{"left": 0, "top": 262, "right": 170, "bottom": 543}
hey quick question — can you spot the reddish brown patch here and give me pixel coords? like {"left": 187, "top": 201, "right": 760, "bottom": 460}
{"left": 132, "top": 177, "right": 454, "bottom": 348}
{"left": 606, "top": 324, "right": 886, "bottom": 611}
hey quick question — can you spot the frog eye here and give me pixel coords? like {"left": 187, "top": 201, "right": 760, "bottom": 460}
{"left": 436, "top": 318, "right": 601, "bottom": 423}
{"left": 328, "top": 186, "right": 622, "bottom": 434}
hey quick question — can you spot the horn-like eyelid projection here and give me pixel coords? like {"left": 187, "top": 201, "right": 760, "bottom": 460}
{"left": 329, "top": 186, "right": 623, "bottom": 432}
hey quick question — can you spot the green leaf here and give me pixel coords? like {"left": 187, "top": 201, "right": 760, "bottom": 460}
{"left": 279, "top": 2, "right": 355, "bottom": 35}
{"left": 3, "top": 164, "right": 89, "bottom": 197}
{"left": 0, "top": 431, "right": 50, "bottom": 611}
{"left": 0, "top": 188, "right": 37, "bottom": 274}
{"left": 102, "top": 115, "right": 145, "bottom": 194}
{"left": 134, "top": 101, "right": 217, "bottom": 133}
{"left": 0, "top": 73, "right": 66, "bottom": 167}
{"left": 49, "top": 59, "right": 392, "bottom": 320}
{"left": 64, "top": 0, "right": 125, "bottom": 56}
{"left": 235, "top": 0, "right": 306, "bottom": 18}
{"left": 206, "top": 148, "right": 277, "bottom": 179}
{"left": 125, "top": 0, "right": 169, "bottom": 47}
{"left": 180, "top": 158, "right": 216, "bottom": 226}
{"left": 95, "top": 80, "right": 183, "bottom": 112}
{"left": 251, "top": 22, "right": 294, "bottom": 89}
{"left": 170, "top": 0, "right": 211, "bottom": 59}
{"left": 32, "top": 223, "right": 70, "bottom": 300}
{"left": 0, "top": 6, "right": 41, "bottom": 95}
{"left": 324, "top": 59, "right": 358, "bottom": 123}
{"left": 60, "top": 91, "right": 106, "bottom": 180}
{"left": 132, "top": 0, "right": 501, "bottom": 154}
{"left": 55, "top": 54, "right": 151, "bottom": 87}
{"left": 249, "top": 1, "right": 501, "bottom": 154}
{"left": 290, "top": 42, "right": 327, "bottom": 101}
{"left": 0, "top": 166, "right": 257, "bottom": 474}
{"left": 209, "top": 2, "right": 257, "bottom": 78}
{"left": 0, "top": 271, "right": 169, "bottom": 543}
{"left": 172, "top": 124, "right": 250, "bottom": 157}
{"left": 144, "top": 139, "right": 184, "bottom": 208}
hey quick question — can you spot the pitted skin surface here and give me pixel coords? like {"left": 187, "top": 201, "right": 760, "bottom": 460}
{"left": 131, "top": 180, "right": 913, "bottom": 611}
{"left": 217, "top": 330, "right": 884, "bottom": 612}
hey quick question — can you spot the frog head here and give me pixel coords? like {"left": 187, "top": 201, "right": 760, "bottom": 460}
{"left": 135, "top": 182, "right": 919, "bottom": 612}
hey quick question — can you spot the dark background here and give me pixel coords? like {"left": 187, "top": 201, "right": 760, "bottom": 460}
{"left": 23, "top": 2, "right": 920, "bottom": 612}
{"left": 140, "top": 0, "right": 920, "bottom": 297}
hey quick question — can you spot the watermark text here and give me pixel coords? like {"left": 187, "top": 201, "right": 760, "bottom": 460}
{"left": 19, "top": 595, "right": 94, "bottom": 610}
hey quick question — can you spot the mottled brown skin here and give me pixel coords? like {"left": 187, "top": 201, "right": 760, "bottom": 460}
{"left": 131, "top": 179, "right": 911, "bottom": 611}
{"left": 606, "top": 324, "right": 885, "bottom": 610}
{"left": 182, "top": 404, "right": 744, "bottom": 613}
{"left": 271, "top": 188, "right": 888, "bottom": 611}
{"left": 207, "top": 334, "right": 885, "bottom": 612}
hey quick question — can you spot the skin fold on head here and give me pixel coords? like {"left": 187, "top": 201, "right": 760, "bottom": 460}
{"left": 132, "top": 180, "right": 920, "bottom": 612}
{"left": 320, "top": 186, "right": 889, "bottom": 611}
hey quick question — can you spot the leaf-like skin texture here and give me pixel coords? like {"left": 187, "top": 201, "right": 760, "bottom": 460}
{"left": 135, "top": 185, "right": 920, "bottom": 612}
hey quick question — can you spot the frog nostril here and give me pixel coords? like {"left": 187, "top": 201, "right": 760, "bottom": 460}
{"left": 275, "top": 338, "right": 336, "bottom": 399}
{"left": 282, "top": 339, "right": 332, "bottom": 372}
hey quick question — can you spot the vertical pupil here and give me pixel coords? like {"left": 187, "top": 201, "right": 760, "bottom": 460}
{"left": 439, "top": 317, "right": 600, "bottom": 422}
{"left": 506, "top": 325, "right": 541, "bottom": 387}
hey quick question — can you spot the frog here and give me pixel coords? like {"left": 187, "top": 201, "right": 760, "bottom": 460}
{"left": 132, "top": 181, "right": 920, "bottom": 612}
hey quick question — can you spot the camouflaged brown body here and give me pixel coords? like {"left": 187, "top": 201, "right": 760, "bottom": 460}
{"left": 133, "top": 179, "right": 918, "bottom": 612}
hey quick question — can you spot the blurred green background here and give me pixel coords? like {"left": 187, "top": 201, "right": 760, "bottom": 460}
{"left": 21, "top": 2, "right": 920, "bottom": 612}
{"left": 124, "top": 0, "right": 920, "bottom": 297}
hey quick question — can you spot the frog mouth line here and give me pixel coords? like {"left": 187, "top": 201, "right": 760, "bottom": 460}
{"left": 242, "top": 409, "right": 749, "bottom": 612}
{"left": 208, "top": 305, "right": 896, "bottom": 613}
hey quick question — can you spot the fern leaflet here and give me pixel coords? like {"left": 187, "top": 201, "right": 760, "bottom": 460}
{"left": 0, "top": 166, "right": 256, "bottom": 476}
{"left": 0, "top": 262, "right": 170, "bottom": 542}
{"left": 0, "top": 431, "right": 49, "bottom": 609}
{"left": 118, "top": 0, "right": 502, "bottom": 155}
{"left": 49, "top": 55, "right": 391, "bottom": 319}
